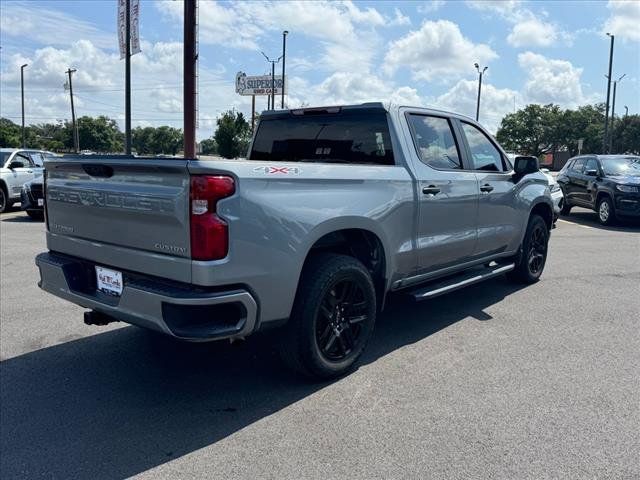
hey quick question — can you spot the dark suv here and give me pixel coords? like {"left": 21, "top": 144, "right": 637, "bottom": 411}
{"left": 557, "top": 155, "right": 640, "bottom": 225}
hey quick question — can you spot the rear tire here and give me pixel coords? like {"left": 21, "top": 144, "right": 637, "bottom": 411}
{"left": 597, "top": 196, "right": 616, "bottom": 226}
{"left": 280, "top": 253, "right": 377, "bottom": 379}
{"left": 507, "top": 214, "right": 549, "bottom": 284}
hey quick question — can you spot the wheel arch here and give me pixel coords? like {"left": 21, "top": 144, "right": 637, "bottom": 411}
{"left": 298, "top": 221, "right": 391, "bottom": 310}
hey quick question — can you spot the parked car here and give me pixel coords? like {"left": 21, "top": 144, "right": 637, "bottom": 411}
{"left": 557, "top": 155, "right": 640, "bottom": 225}
{"left": 36, "top": 103, "right": 554, "bottom": 379}
{"left": 540, "top": 168, "right": 564, "bottom": 219}
{"left": 21, "top": 176, "right": 45, "bottom": 220}
{"left": 0, "top": 148, "right": 46, "bottom": 213}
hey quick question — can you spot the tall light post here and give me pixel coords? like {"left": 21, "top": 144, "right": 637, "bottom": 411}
{"left": 474, "top": 63, "right": 488, "bottom": 122}
{"left": 65, "top": 68, "right": 79, "bottom": 153}
{"left": 281, "top": 30, "right": 288, "bottom": 109}
{"left": 603, "top": 33, "right": 615, "bottom": 153}
{"left": 261, "top": 51, "right": 282, "bottom": 111}
{"left": 610, "top": 73, "right": 625, "bottom": 153}
{"left": 624, "top": 105, "right": 628, "bottom": 117}
{"left": 20, "top": 63, "right": 28, "bottom": 148}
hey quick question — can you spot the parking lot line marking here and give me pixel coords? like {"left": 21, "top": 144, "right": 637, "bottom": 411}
{"left": 557, "top": 219, "right": 593, "bottom": 229}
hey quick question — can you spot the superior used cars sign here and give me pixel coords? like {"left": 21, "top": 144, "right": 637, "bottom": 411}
{"left": 236, "top": 71, "right": 286, "bottom": 96}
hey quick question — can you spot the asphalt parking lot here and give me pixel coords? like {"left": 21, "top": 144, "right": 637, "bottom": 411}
{"left": 1, "top": 208, "right": 638, "bottom": 479}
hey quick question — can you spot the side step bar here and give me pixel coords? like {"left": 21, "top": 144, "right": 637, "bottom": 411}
{"left": 410, "top": 263, "right": 515, "bottom": 301}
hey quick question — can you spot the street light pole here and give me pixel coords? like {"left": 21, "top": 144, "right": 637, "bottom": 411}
{"left": 20, "top": 63, "right": 28, "bottom": 148}
{"left": 624, "top": 106, "right": 628, "bottom": 117}
{"left": 474, "top": 63, "right": 487, "bottom": 122}
{"left": 66, "top": 68, "right": 79, "bottom": 153}
{"left": 281, "top": 30, "right": 288, "bottom": 109}
{"left": 261, "top": 52, "right": 283, "bottom": 111}
{"left": 603, "top": 33, "right": 615, "bottom": 153}
{"left": 609, "top": 73, "right": 625, "bottom": 153}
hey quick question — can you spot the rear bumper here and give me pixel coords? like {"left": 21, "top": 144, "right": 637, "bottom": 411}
{"left": 36, "top": 252, "right": 258, "bottom": 341}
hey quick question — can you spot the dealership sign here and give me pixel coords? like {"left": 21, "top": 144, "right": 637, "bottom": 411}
{"left": 236, "top": 71, "right": 286, "bottom": 96}
{"left": 118, "top": 0, "right": 141, "bottom": 59}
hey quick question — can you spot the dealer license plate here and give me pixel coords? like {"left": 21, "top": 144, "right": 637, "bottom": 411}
{"left": 95, "top": 266, "right": 123, "bottom": 296}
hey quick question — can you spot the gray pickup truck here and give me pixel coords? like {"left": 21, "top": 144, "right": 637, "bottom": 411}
{"left": 36, "top": 103, "right": 554, "bottom": 378}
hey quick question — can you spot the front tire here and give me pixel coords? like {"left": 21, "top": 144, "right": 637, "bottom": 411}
{"left": 507, "top": 214, "right": 549, "bottom": 284}
{"left": 560, "top": 199, "right": 572, "bottom": 215}
{"left": 280, "top": 253, "right": 377, "bottom": 379}
{"left": 0, "top": 187, "right": 9, "bottom": 213}
{"left": 597, "top": 196, "right": 616, "bottom": 226}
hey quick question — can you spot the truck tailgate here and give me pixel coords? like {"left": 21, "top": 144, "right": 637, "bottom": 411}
{"left": 44, "top": 156, "right": 192, "bottom": 282}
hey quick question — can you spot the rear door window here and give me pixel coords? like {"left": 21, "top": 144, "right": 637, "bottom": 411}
{"left": 407, "top": 114, "right": 461, "bottom": 170}
{"left": 249, "top": 109, "right": 394, "bottom": 165}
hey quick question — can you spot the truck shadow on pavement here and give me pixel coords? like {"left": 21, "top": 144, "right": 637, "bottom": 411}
{"left": 0, "top": 278, "right": 524, "bottom": 479}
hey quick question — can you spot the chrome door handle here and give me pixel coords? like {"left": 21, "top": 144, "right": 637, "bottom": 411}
{"left": 480, "top": 184, "right": 494, "bottom": 193}
{"left": 422, "top": 185, "right": 441, "bottom": 195}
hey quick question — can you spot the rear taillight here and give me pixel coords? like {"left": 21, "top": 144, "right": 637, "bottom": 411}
{"left": 190, "top": 175, "right": 235, "bottom": 260}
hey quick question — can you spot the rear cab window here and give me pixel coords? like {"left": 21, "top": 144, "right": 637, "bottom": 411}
{"left": 249, "top": 108, "right": 394, "bottom": 165}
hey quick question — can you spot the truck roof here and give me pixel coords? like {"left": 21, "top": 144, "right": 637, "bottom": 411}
{"left": 260, "top": 102, "right": 477, "bottom": 124}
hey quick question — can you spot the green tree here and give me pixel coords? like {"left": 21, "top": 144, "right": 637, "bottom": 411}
{"left": 561, "top": 104, "right": 605, "bottom": 155}
{"left": 496, "top": 104, "right": 564, "bottom": 157}
{"left": 151, "top": 126, "right": 183, "bottom": 155}
{"left": 612, "top": 114, "right": 640, "bottom": 154}
{"left": 214, "top": 110, "right": 251, "bottom": 159}
{"left": 200, "top": 137, "right": 218, "bottom": 155}
{"left": 0, "top": 118, "right": 21, "bottom": 147}
{"left": 76, "top": 116, "right": 123, "bottom": 153}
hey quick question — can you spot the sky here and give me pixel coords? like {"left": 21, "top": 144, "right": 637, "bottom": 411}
{"left": 1, "top": 0, "right": 639, "bottom": 139}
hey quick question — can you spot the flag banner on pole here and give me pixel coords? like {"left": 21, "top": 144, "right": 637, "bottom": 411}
{"left": 130, "top": 0, "right": 141, "bottom": 56}
{"left": 117, "top": 0, "right": 126, "bottom": 59}
{"left": 117, "top": 0, "right": 141, "bottom": 59}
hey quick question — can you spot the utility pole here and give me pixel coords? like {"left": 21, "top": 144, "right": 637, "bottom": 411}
{"left": 603, "top": 33, "right": 615, "bottom": 153}
{"left": 183, "top": 0, "right": 197, "bottom": 158}
{"left": 20, "top": 64, "right": 27, "bottom": 148}
{"left": 66, "top": 68, "right": 79, "bottom": 153}
{"left": 474, "top": 63, "right": 487, "bottom": 122}
{"left": 261, "top": 52, "right": 282, "bottom": 111}
{"left": 610, "top": 73, "right": 625, "bottom": 153}
{"left": 124, "top": 0, "right": 132, "bottom": 154}
{"left": 281, "top": 30, "right": 288, "bottom": 109}
{"left": 624, "top": 105, "right": 628, "bottom": 117}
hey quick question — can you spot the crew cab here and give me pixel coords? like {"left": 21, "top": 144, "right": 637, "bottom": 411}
{"left": 36, "top": 103, "right": 554, "bottom": 378}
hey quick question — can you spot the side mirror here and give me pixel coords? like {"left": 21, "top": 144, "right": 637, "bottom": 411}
{"left": 585, "top": 169, "right": 598, "bottom": 177}
{"left": 9, "top": 161, "right": 25, "bottom": 169}
{"left": 514, "top": 156, "right": 539, "bottom": 176}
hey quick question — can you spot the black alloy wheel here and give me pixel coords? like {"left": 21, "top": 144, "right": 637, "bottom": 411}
{"left": 315, "top": 279, "right": 369, "bottom": 361}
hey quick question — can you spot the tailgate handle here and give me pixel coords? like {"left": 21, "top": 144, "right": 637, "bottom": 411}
{"left": 83, "top": 164, "right": 114, "bottom": 178}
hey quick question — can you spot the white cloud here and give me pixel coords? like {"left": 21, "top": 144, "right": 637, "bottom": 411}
{"left": 434, "top": 79, "right": 520, "bottom": 132}
{"left": 0, "top": 3, "right": 114, "bottom": 49}
{"left": 507, "top": 18, "right": 558, "bottom": 47}
{"left": 417, "top": 1, "right": 446, "bottom": 15}
{"left": 388, "top": 8, "right": 411, "bottom": 27}
{"left": 384, "top": 20, "right": 497, "bottom": 81}
{"left": 467, "top": 0, "right": 569, "bottom": 49}
{"left": 517, "top": 51, "right": 593, "bottom": 107}
{"left": 603, "top": 0, "right": 640, "bottom": 42}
